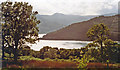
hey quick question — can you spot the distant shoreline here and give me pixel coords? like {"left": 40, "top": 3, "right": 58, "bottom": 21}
{"left": 40, "top": 38, "right": 92, "bottom": 41}
{"left": 38, "top": 34, "right": 120, "bottom": 42}
{"left": 40, "top": 38, "right": 120, "bottom": 42}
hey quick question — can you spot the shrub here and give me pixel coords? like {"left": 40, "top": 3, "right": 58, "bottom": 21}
{"left": 19, "top": 56, "right": 42, "bottom": 60}
{"left": 77, "top": 55, "right": 94, "bottom": 68}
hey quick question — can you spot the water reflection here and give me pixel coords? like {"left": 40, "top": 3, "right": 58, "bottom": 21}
{"left": 26, "top": 34, "right": 92, "bottom": 51}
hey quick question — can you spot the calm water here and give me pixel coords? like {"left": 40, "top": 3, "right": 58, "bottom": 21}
{"left": 26, "top": 34, "right": 92, "bottom": 51}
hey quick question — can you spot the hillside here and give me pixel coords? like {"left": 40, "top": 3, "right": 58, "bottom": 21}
{"left": 36, "top": 13, "right": 96, "bottom": 34}
{"left": 42, "top": 15, "right": 119, "bottom": 41}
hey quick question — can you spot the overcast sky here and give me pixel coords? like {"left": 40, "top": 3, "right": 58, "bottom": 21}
{"left": 0, "top": 0, "right": 119, "bottom": 15}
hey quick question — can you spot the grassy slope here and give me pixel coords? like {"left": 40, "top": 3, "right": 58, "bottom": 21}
{"left": 3, "top": 56, "right": 120, "bottom": 68}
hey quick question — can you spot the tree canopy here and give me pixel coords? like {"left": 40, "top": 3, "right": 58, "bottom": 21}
{"left": 1, "top": 1, "right": 40, "bottom": 61}
{"left": 87, "top": 23, "right": 109, "bottom": 41}
{"left": 86, "top": 23, "right": 119, "bottom": 63}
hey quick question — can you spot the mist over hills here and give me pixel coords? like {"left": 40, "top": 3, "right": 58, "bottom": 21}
{"left": 42, "top": 14, "right": 119, "bottom": 41}
{"left": 36, "top": 13, "right": 97, "bottom": 34}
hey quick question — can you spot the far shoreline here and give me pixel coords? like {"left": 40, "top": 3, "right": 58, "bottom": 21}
{"left": 39, "top": 38, "right": 92, "bottom": 41}
{"left": 38, "top": 34, "right": 120, "bottom": 43}
{"left": 39, "top": 38, "right": 120, "bottom": 42}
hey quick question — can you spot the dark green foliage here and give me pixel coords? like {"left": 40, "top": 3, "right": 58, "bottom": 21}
{"left": 86, "top": 23, "right": 120, "bottom": 63}
{"left": 87, "top": 23, "right": 109, "bottom": 41}
{"left": 1, "top": 1, "right": 40, "bottom": 61}
{"left": 4, "top": 46, "right": 88, "bottom": 60}
{"left": 39, "top": 46, "right": 86, "bottom": 59}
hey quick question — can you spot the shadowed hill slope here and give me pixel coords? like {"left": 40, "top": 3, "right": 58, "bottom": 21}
{"left": 42, "top": 15, "right": 119, "bottom": 41}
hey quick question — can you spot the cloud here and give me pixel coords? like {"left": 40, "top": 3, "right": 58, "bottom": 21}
{"left": 0, "top": 0, "right": 119, "bottom": 15}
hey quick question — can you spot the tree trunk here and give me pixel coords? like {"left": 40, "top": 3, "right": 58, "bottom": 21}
{"left": 107, "top": 62, "right": 109, "bottom": 68}
{"left": 2, "top": 36, "right": 5, "bottom": 60}
{"left": 100, "top": 41, "right": 103, "bottom": 62}
{"left": 14, "top": 40, "right": 18, "bottom": 62}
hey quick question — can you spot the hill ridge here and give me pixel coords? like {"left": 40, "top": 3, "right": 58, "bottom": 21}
{"left": 42, "top": 15, "right": 119, "bottom": 41}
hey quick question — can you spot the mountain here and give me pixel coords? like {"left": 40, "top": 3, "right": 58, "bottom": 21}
{"left": 103, "top": 13, "right": 117, "bottom": 16}
{"left": 36, "top": 13, "right": 97, "bottom": 34}
{"left": 42, "top": 15, "right": 119, "bottom": 41}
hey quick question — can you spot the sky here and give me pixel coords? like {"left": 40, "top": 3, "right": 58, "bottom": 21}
{"left": 0, "top": 0, "right": 119, "bottom": 15}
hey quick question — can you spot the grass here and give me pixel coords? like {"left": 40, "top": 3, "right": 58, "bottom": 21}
{"left": 21, "top": 60, "right": 77, "bottom": 68}
{"left": 3, "top": 60, "right": 120, "bottom": 69}
{"left": 19, "top": 56, "right": 42, "bottom": 61}
{"left": 87, "top": 63, "right": 118, "bottom": 68}
{"left": 19, "top": 56, "right": 73, "bottom": 62}
{"left": 3, "top": 60, "right": 77, "bottom": 68}
{"left": 2, "top": 56, "right": 120, "bottom": 68}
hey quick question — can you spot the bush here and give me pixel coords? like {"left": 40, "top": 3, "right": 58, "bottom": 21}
{"left": 77, "top": 55, "right": 94, "bottom": 68}
{"left": 44, "top": 58, "right": 51, "bottom": 61}
{"left": 19, "top": 56, "right": 42, "bottom": 60}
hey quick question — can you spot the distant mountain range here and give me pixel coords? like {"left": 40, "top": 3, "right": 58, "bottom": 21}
{"left": 36, "top": 13, "right": 117, "bottom": 34}
{"left": 42, "top": 14, "right": 119, "bottom": 41}
{"left": 36, "top": 13, "right": 97, "bottom": 34}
